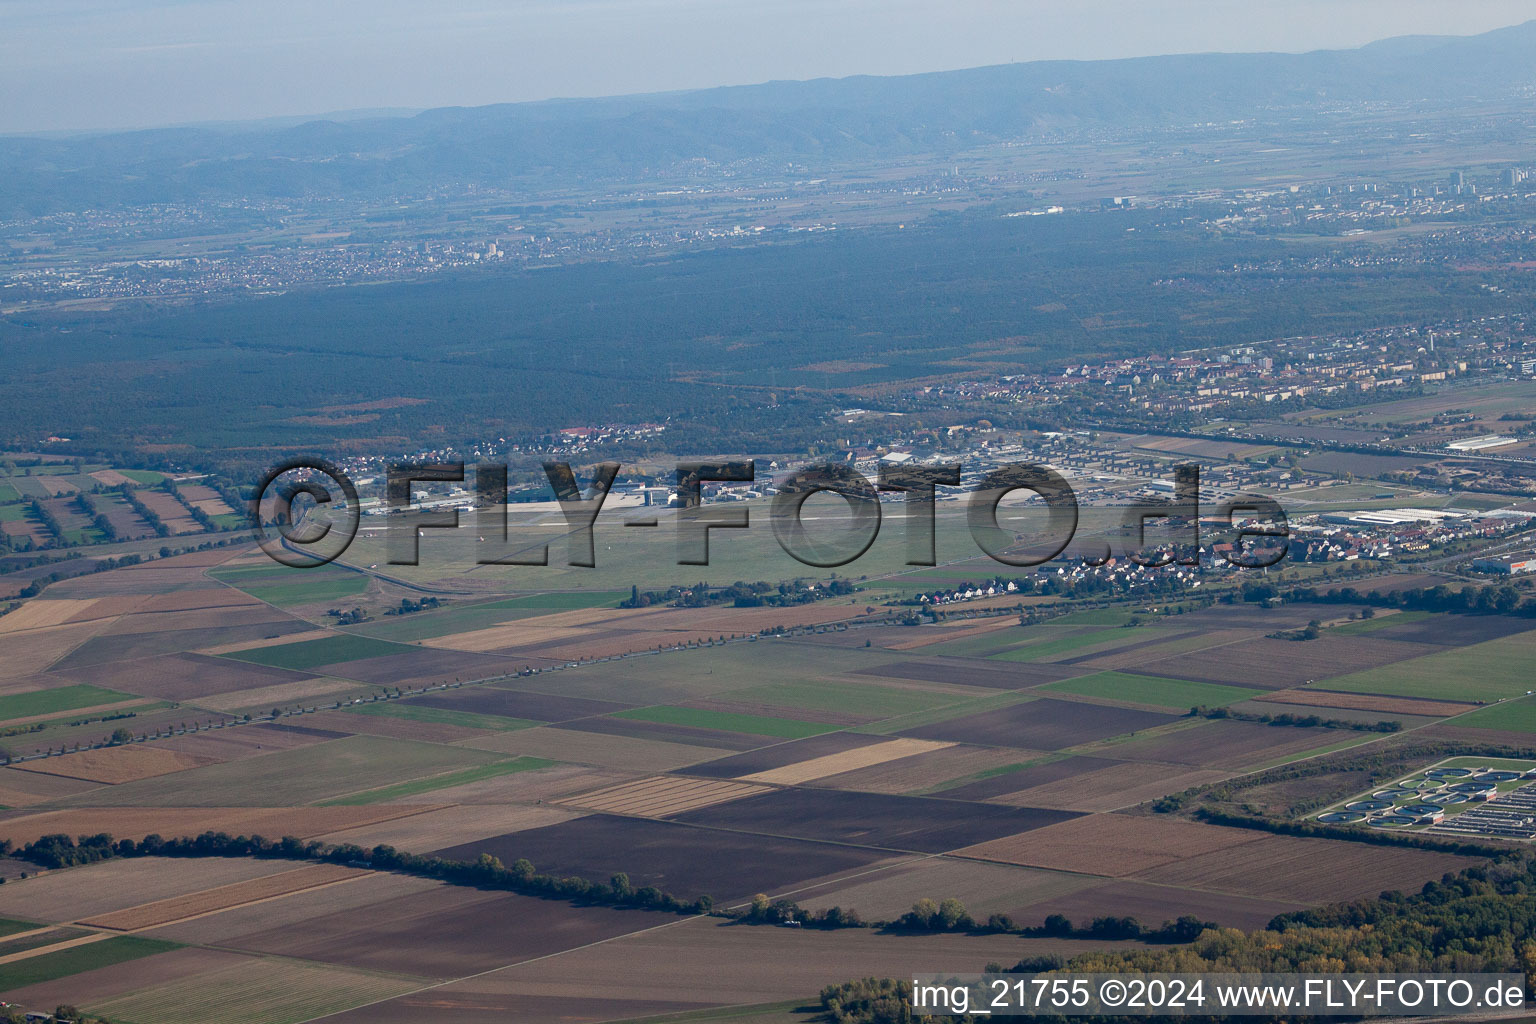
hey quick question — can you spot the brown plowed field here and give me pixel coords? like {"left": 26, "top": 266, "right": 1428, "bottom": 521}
{"left": 987, "top": 762, "right": 1233, "bottom": 812}
{"left": 955, "top": 813, "right": 1268, "bottom": 876}
{"left": 1134, "top": 835, "right": 1484, "bottom": 903}
{"left": 189, "top": 677, "right": 365, "bottom": 714}
{"left": 99, "top": 604, "right": 298, "bottom": 635}
{"left": 225, "top": 886, "right": 680, "bottom": 980}
{"left": 558, "top": 775, "right": 767, "bottom": 817}
{"left": 61, "top": 651, "right": 318, "bottom": 700}
{"left": 13, "top": 745, "right": 221, "bottom": 784}
{"left": 900, "top": 697, "right": 1178, "bottom": 749}
{"left": 434, "top": 813, "right": 890, "bottom": 901}
{"left": 137, "top": 589, "right": 265, "bottom": 613}
{"left": 674, "top": 788, "right": 1078, "bottom": 854}
{"left": 0, "top": 767, "right": 102, "bottom": 807}
{"left": 80, "top": 863, "right": 368, "bottom": 931}
{"left": 1096, "top": 719, "right": 1348, "bottom": 769}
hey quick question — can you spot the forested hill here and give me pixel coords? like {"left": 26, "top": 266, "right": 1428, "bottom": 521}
{"left": 3, "top": 21, "right": 1536, "bottom": 215}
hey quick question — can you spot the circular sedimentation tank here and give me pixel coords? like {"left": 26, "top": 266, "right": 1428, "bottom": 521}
{"left": 1318, "top": 811, "right": 1365, "bottom": 824}
{"left": 1426, "top": 792, "right": 1467, "bottom": 805}
{"left": 1373, "top": 814, "right": 1418, "bottom": 827}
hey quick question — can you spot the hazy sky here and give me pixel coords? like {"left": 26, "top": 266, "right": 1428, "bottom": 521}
{"left": 3, "top": 0, "right": 1532, "bottom": 134}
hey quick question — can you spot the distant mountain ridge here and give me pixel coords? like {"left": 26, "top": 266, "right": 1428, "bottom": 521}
{"left": 2, "top": 21, "right": 1534, "bottom": 216}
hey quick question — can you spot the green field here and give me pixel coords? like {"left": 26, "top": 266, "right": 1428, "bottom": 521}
{"left": 222, "top": 633, "right": 409, "bottom": 670}
{"left": 238, "top": 576, "right": 370, "bottom": 607}
{"left": 1317, "top": 630, "right": 1536, "bottom": 702}
{"left": 612, "top": 705, "right": 838, "bottom": 739}
{"left": 1049, "top": 608, "right": 1145, "bottom": 627}
{"left": 0, "top": 683, "right": 134, "bottom": 722}
{"left": 64, "top": 735, "right": 503, "bottom": 807}
{"left": 1452, "top": 696, "right": 1536, "bottom": 734}
{"left": 916, "top": 629, "right": 1025, "bottom": 658}
{"left": 721, "top": 680, "right": 956, "bottom": 719}
{"left": 0, "top": 935, "right": 181, "bottom": 991}
{"left": 343, "top": 701, "right": 538, "bottom": 732}
{"left": 0, "top": 917, "right": 38, "bottom": 939}
{"left": 212, "top": 564, "right": 370, "bottom": 607}
{"left": 1040, "top": 671, "right": 1254, "bottom": 709}
{"left": 1329, "top": 610, "right": 1434, "bottom": 636}
{"left": 989, "top": 626, "right": 1159, "bottom": 663}
{"left": 0, "top": 483, "right": 20, "bottom": 503}
{"left": 117, "top": 469, "right": 165, "bottom": 485}
{"left": 322, "top": 756, "right": 555, "bottom": 804}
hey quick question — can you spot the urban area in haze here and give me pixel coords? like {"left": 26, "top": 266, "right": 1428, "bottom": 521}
{"left": 3, "top": 6, "right": 1536, "bottom": 1023}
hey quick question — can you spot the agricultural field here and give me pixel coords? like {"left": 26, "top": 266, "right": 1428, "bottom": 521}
{"left": 1313, "top": 629, "right": 1536, "bottom": 702}
{"left": 0, "top": 540, "right": 1531, "bottom": 1021}
{"left": 1039, "top": 672, "right": 1256, "bottom": 710}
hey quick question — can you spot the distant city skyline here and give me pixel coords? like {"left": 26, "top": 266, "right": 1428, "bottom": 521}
{"left": 3, "top": 0, "right": 1533, "bottom": 134}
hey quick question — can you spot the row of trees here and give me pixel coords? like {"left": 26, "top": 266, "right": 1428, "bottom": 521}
{"left": 1188, "top": 704, "right": 1402, "bottom": 734}
{"left": 1259, "top": 580, "right": 1532, "bottom": 618}
{"left": 12, "top": 831, "right": 713, "bottom": 917}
